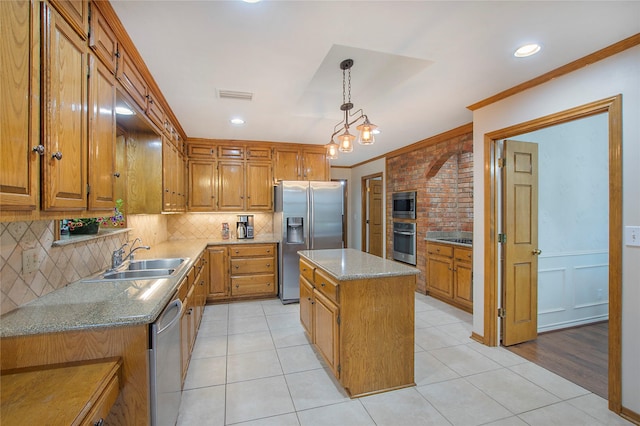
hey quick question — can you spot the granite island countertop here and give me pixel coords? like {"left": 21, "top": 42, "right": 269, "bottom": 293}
{"left": 298, "top": 248, "right": 419, "bottom": 281}
{"left": 1, "top": 236, "right": 280, "bottom": 338}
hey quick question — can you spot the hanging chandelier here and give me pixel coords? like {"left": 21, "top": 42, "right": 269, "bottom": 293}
{"left": 326, "top": 59, "right": 377, "bottom": 160}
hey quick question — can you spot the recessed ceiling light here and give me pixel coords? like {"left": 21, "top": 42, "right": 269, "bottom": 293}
{"left": 243, "top": 0, "right": 261, "bottom": 3}
{"left": 514, "top": 43, "right": 541, "bottom": 58}
{"left": 230, "top": 118, "right": 245, "bottom": 125}
{"left": 115, "top": 106, "right": 135, "bottom": 115}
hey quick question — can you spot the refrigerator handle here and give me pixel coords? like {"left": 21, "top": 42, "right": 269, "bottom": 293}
{"left": 309, "top": 187, "right": 314, "bottom": 250}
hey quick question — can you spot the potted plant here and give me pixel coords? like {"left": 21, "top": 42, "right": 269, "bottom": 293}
{"left": 63, "top": 199, "right": 125, "bottom": 235}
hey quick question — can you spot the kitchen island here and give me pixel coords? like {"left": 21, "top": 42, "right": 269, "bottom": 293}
{"left": 298, "top": 249, "right": 419, "bottom": 398}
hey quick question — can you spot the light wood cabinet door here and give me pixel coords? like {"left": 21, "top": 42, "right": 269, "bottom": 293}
{"left": 88, "top": 2, "right": 117, "bottom": 73}
{"left": 302, "top": 149, "right": 328, "bottom": 181}
{"left": 453, "top": 248, "right": 473, "bottom": 310}
{"left": 162, "top": 138, "right": 176, "bottom": 212}
{"left": 146, "top": 92, "right": 165, "bottom": 130}
{"left": 41, "top": 2, "right": 88, "bottom": 211}
{"left": 116, "top": 46, "right": 147, "bottom": 111}
{"left": 299, "top": 276, "right": 314, "bottom": 336}
{"left": 313, "top": 289, "right": 340, "bottom": 377}
{"left": 273, "top": 148, "right": 300, "bottom": 182}
{"left": 426, "top": 254, "right": 453, "bottom": 299}
{"left": 87, "top": 54, "right": 116, "bottom": 211}
{"left": 48, "top": 0, "right": 88, "bottom": 39}
{"left": 218, "top": 160, "right": 244, "bottom": 211}
{"left": 0, "top": 1, "right": 39, "bottom": 211}
{"left": 188, "top": 160, "right": 216, "bottom": 211}
{"left": 208, "top": 246, "right": 229, "bottom": 299}
{"left": 246, "top": 161, "right": 273, "bottom": 211}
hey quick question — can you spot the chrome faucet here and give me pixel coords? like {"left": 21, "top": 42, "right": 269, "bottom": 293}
{"left": 123, "top": 238, "right": 151, "bottom": 262}
{"left": 110, "top": 238, "right": 151, "bottom": 270}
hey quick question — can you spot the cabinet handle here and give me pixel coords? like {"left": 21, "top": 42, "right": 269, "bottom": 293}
{"left": 51, "top": 152, "right": 62, "bottom": 160}
{"left": 32, "top": 145, "right": 45, "bottom": 156}
{"left": 94, "top": 419, "right": 104, "bottom": 426}
{"left": 187, "top": 308, "right": 193, "bottom": 315}
{"left": 114, "top": 172, "right": 121, "bottom": 178}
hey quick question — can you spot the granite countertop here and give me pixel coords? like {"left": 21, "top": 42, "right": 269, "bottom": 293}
{"left": 298, "top": 248, "right": 420, "bottom": 281}
{"left": 0, "top": 236, "right": 281, "bottom": 338}
{"left": 424, "top": 231, "right": 473, "bottom": 248}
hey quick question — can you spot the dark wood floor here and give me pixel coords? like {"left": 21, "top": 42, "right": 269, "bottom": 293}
{"left": 506, "top": 321, "right": 608, "bottom": 399}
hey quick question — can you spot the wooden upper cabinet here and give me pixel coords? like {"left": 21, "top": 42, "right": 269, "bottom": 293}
{"left": 88, "top": 2, "right": 117, "bottom": 73}
{"left": 246, "top": 161, "right": 273, "bottom": 211}
{"left": 218, "top": 145, "right": 244, "bottom": 159}
{"left": 188, "top": 143, "right": 216, "bottom": 158}
{"left": 302, "top": 148, "right": 328, "bottom": 181}
{"left": 87, "top": 54, "right": 116, "bottom": 211}
{"left": 48, "top": 0, "right": 88, "bottom": 40}
{"left": 218, "top": 161, "right": 245, "bottom": 210}
{"left": 0, "top": 1, "right": 39, "bottom": 211}
{"left": 146, "top": 92, "right": 165, "bottom": 130}
{"left": 116, "top": 46, "right": 147, "bottom": 111}
{"left": 188, "top": 160, "right": 217, "bottom": 211}
{"left": 273, "top": 148, "right": 300, "bottom": 181}
{"left": 41, "top": 2, "right": 88, "bottom": 211}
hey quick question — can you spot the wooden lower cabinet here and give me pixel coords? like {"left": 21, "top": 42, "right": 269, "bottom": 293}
{"left": 299, "top": 257, "right": 415, "bottom": 397}
{"left": 426, "top": 242, "right": 473, "bottom": 312}
{"left": 180, "top": 250, "right": 207, "bottom": 383}
{"left": 207, "top": 243, "right": 277, "bottom": 302}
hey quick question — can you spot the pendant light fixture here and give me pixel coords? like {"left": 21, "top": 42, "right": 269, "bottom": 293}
{"left": 326, "top": 59, "right": 377, "bottom": 159}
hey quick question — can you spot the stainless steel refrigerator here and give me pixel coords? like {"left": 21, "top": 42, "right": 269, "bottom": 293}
{"left": 275, "top": 181, "right": 344, "bottom": 303}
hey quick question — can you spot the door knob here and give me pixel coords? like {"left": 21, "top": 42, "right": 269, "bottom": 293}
{"left": 532, "top": 249, "right": 542, "bottom": 255}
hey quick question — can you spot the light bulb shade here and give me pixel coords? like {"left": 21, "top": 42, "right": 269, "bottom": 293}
{"left": 338, "top": 129, "right": 355, "bottom": 153}
{"left": 356, "top": 119, "right": 377, "bottom": 145}
{"left": 326, "top": 141, "right": 339, "bottom": 160}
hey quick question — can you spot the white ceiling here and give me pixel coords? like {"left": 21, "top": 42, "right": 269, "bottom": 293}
{"left": 110, "top": 1, "right": 640, "bottom": 166}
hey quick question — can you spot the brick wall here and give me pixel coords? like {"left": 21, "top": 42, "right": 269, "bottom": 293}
{"left": 386, "top": 131, "right": 473, "bottom": 292}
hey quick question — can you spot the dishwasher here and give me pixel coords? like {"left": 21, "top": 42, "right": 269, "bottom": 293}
{"left": 149, "top": 294, "right": 183, "bottom": 426}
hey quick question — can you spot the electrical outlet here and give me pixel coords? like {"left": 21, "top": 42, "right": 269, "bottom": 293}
{"left": 625, "top": 226, "right": 640, "bottom": 247}
{"left": 22, "top": 248, "right": 39, "bottom": 274}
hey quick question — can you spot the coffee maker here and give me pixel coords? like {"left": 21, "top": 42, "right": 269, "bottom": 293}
{"left": 237, "top": 215, "right": 254, "bottom": 239}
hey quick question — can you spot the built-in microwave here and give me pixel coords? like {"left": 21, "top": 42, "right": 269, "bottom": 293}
{"left": 392, "top": 191, "right": 417, "bottom": 219}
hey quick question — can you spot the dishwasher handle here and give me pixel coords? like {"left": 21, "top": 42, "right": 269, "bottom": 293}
{"left": 157, "top": 299, "right": 183, "bottom": 335}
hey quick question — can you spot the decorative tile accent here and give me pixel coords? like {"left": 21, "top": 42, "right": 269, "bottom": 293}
{"left": 167, "top": 213, "right": 273, "bottom": 240}
{"left": 0, "top": 221, "right": 128, "bottom": 315}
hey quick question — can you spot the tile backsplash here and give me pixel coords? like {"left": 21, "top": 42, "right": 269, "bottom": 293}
{"left": 0, "top": 221, "right": 128, "bottom": 315}
{"left": 167, "top": 213, "right": 273, "bottom": 240}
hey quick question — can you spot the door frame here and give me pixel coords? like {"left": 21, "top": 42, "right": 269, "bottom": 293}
{"left": 361, "top": 173, "right": 383, "bottom": 254}
{"left": 482, "top": 95, "right": 622, "bottom": 411}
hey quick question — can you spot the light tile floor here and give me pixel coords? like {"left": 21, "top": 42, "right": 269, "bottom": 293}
{"left": 177, "top": 293, "right": 632, "bottom": 426}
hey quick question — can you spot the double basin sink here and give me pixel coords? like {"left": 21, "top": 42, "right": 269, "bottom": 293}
{"left": 82, "top": 258, "right": 188, "bottom": 282}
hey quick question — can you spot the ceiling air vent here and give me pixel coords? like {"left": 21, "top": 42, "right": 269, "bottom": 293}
{"left": 218, "top": 90, "right": 253, "bottom": 101}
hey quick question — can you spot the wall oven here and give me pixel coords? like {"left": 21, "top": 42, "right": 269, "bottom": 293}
{"left": 392, "top": 191, "right": 417, "bottom": 219}
{"left": 393, "top": 222, "right": 416, "bottom": 265}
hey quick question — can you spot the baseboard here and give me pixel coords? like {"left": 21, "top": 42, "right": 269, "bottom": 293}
{"left": 537, "top": 315, "right": 609, "bottom": 334}
{"left": 470, "top": 332, "right": 484, "bottom": 344}
{"left": 621, "top": 406, "right": 640, "bottom": 425}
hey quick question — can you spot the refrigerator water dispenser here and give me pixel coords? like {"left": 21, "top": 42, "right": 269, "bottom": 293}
{"left": 286, "top": 217, "right": 304, "bottom": 244}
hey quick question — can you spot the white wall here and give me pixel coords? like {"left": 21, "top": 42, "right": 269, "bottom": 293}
{"left": 333, "top": 159, "right": 386, "bottom": 252}
{"left": 472, "top": 46, "right": 640, "bottom": 412}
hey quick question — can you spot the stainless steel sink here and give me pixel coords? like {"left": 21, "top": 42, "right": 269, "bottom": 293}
{"left": 102, "top": 269, "right": 176, "bottom": 280}
{"left": 81, "top": 257, "right": 190, "bottom": 282}
{"left": 127, "top": 258, "right": 185, "bottom": 270}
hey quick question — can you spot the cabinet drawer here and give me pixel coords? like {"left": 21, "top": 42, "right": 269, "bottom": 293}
{"left": 246, "top": 147, "right": 272, "bottom": 160}
{"left": 315, "top": 268, "right": 338, "bottom": 304}
{"left": 454, "top": 247, "right": 472, "bottom": 262}
{"left": 218, "top": 145, "right": 244, "bottom": 159}
{"left": 230, "top": 244, "right": 275, "bottom": 258}
{"left": 231, "top": 275, "right": 276, "bottom": 296}
{"left": 82, "top": 372, "right": 120, "bottom": 426}
{"left": 427, "top": 244, "right": 453, "bottom": 257}
{"left": 188, "top": 144, "right": 216, "bottom": 158}
{"left": 177, "top": 276, "right": 189, "bottom": 302}
{"left": 299, "top": 258, "right": 315, "bottom": 284}
{"left": 231, "top": 257, "right": 275, "bottom": 274}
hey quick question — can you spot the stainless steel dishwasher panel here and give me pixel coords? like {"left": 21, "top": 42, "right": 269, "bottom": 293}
{"left": 149, "top": 296, "right": 183, "bottom": 426}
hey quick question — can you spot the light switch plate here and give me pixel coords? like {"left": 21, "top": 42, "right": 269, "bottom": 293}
{"left": 625, "top": 226, "right": 640, "bottom": 247}
{"left": 22, "top": 248, "right": 39, "bottom": 274}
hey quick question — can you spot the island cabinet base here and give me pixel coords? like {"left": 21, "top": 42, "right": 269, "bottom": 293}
{"left": 300, "top": 258, "right": 416, "bottom": 398}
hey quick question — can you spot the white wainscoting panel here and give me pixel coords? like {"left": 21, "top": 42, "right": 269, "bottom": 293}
{"left": 537, "top": 250, "right": 609, "bottom": 332}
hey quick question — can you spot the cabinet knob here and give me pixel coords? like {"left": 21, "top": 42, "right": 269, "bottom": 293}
{"left": 266, "top": 263, "right": 270, "bottom": 267}
{"left": 235, "top": 265, "right": 239, "bottom": 269}
{"left": 51, "top": 152, "right": 62, "bottom": 160}
{"left": 114, "top": 172, "right": 121, "bottom": 178}
{"left": 32, "top": 145, "right": 45, "bottom": 156}
{"left": 94, "top": 419, "right": 104, "bottom": 426}
{"left": 235, "top": 284, "right": 239, "bottom": 288}
{"left": 321, "top": 283, "right": 325, "bottom": 287}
